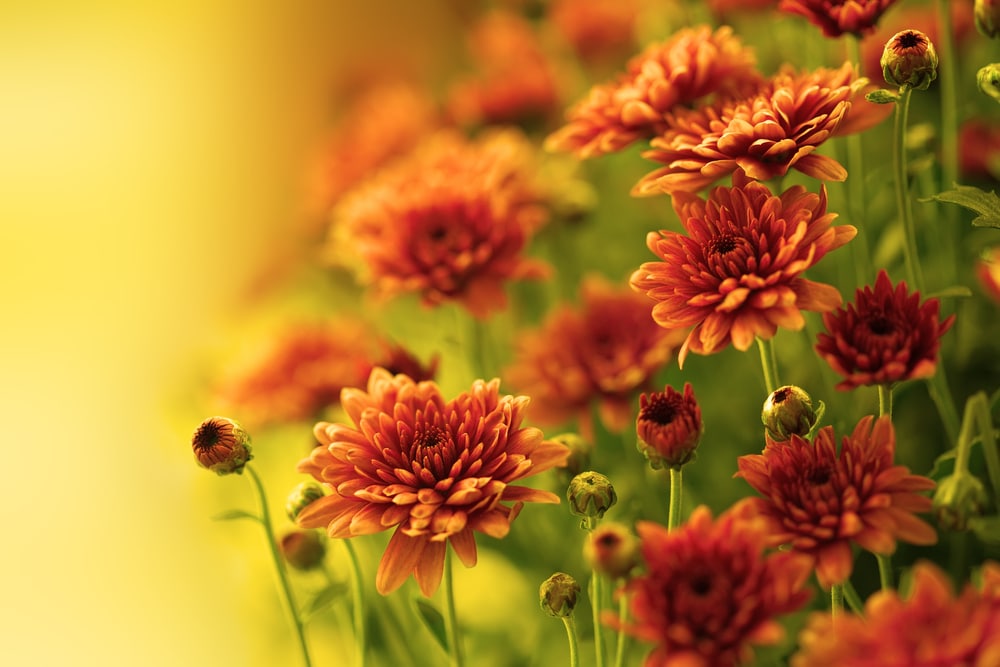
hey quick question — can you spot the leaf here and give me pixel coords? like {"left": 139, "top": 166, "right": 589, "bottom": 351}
{"left": 921, "top": 185, "right": 1000, "bottom": 229}
{"left": 212, "top": 509, "right": 260, "bottom": 523}
{"left": 924, "top": 285, "right": 974, "bottom": 300}
{"left": 927, "top": 449, "right": 956, "bottom": 479}
{"left": 411, "top": 596, "right": 448, "bottom": 654}
{"left": 300, "top": 582, "right": 349, "bottom": 621}
{"left": 968, "top": 516, "right": 1000, "bottom": 546}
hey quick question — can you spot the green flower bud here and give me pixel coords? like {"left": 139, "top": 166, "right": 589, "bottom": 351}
{"left": 933, "top": 471, "right": 988, "bottom": 531}
{"left": 191, "top": 416, "right": 252, "bottom": 475}
{"left": 567, "top": 471, "right": 617, "bottom": 523}
{"left": 279, "top": 530, "right": 327, "bottom": 571}
{"left": 584, "top": 522, "right": 640, "bottom": 580}
{"left": 539, "top": 572, "right": 581, "bottom": 618}
{"left": 978, "top": 64, "right": 1000, "bottom": 104}
{"left": 550, "top": 433, "right": 594, "bottom": 484}
{"left": 881, "top": 29, "right": 938, "bottom": 91}
{"left": 286, "top": 481, "right": 326, "bottom": 522}
{"left": 762, "top": 386, "right": 819, "bottom": 441}
{"left": 976, "top": 0, "right": 1000, "bottom": 39}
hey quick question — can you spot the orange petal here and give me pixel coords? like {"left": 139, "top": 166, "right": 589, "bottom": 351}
{"left": 376, "top": 529, "right": 426, "bottom": 595}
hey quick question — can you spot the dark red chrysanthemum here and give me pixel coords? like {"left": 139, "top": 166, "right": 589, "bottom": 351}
{"left": 296, "top": 369, "right": 568, "bottom": 596}
{"left": 636, "top": 383, "right": 703, "bottom": 470}
{"left": 815, "top": 269, "right": 955, "bottom": 390}
{"left": 778, "top": 0, "right": 898, "bottom": 38}
{"left": 611, "top": 501, "right": 813, "bottom": 667}
{"left": 630, "top": 169, "right": 855, "bottom": 366}
{"left": 736, "top": 415, "right": 937, "bottom": 589}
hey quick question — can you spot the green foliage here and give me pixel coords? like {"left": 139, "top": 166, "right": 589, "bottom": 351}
{"left": 922, "top": 184, "right": 1000, "bottom": 229}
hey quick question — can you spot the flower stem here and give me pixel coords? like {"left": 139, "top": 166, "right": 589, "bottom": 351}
{"left": 892, "top": 85, "right": 925, "bottom": 294}
{"left": 843, "top": 580, "right": 865, "bottom": 616}
{"left": 876, "top": 553, "right": 894, "bottom": 591}
{"left": 612, "top": 588, "right": 628, "bottom": 667}
{"left": 756, "top": 337, "right": 780, "bottom": 394}
{"left": 830, "top": 584, "right": 844, "bottom": 617}
{"left": 878, "top": 384, "right": 893, "bottom": 419}
{"left": 585, "top": 517, "right": 606, "bottom": 667}
{"left": 343, "top": 539, "right": 367, "bottom": 667}
{"left": 442, "top": 547, "right": 465, "bottom": 667}
{"left": 667, "top": 467, "right": 683, "bottom": 532}
{"left": 561, "top": 615, "right": 581, "bottom": 667}
{"left": 844, "top": 34, "right": 872, "bottom": 286}
{"left": 246, "top": 465, "right": 312, "bottom": 667}
{"left": 973, "top": 392, "right": 1000, "bottom": 504}
{"left": 935, "top": 0, "right": 959, "bottom": 201}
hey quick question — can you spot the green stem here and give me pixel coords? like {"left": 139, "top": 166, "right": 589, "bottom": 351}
{"left": 844, "top": 34, "right": 872, "bottom": 286}
{"left": 586, "top": 517, "right": 606, "bottom": 667}
{"left": 892, "top": 85, "right": 925, "bottom": 293}
{"left": 935, "top": 0, "right": 959, "bottom": 202}
{"left": 843, "top": 580, "right": 865, "bottom": 616}
{"left": 442, "top": 547, "right": 465, "bottom": 667}
{"left": 343, "top": 539, "right": 367, "bottom": 667}
{"left": 246, "top": 465, "right": 312, "bottom": 667}
{"left": 756, "top": 337, "right": 780, "bottom": 394}
{"left": 926, "top": 372, "right": 961, "bottom": 449}
{"left": 667, "top": 467, "right": 683, "bottom": 532}
{"left": 830, "top": 584, "right": 844, "bottom": 617}
{"left": 561, "top": 615, "right": 581, "bottom": 667}
{"left": 878, "top": 384, "right": 893, "bottom": 419}
{"left": 876, "top": 553, "right": 894, "bottom": 591}
{"left": 612, "top": 587, "right": 628, "bottom": 667}
{"left": 973, "top": 392, "right": 1000, "bottom": 500}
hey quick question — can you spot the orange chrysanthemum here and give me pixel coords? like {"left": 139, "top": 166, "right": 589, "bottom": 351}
{"left": 505, "top": 275, "right": 686, "bottom": 438}
{"left": 547, "top": 0, "right": 645, "bottom": 65}
{"left": 815, "top": 270, "right": 955, "bottom": 390}
{"left": 296, "top": 369, "right": 569, "bottom": 596}
{"left": 778, "top": 0, "right": 898, "bottom": 38}
{"left": 736, "top": 415, "right": 938, "bottom": 589}
{"left": 634, "top": 62, "right": 889, "bottom": 195}
{"left": 545, "top": 25, "right": 763, "bottom": 159}
{"left": 612, "top": 501, "right": 813, "bottom": 667}
{"left": 330, "top": 128, "right": 550, "bottom": 318}
{"left": 791, "top": 560, "right": 1000, "bottom": 667}
{"left": 630, "top": 169, "right": 855, "bottom": 366}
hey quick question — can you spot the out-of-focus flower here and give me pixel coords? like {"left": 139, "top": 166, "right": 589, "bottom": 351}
{"left": 978, "top": 63, "right": 1000, "bottom": 104}
{"left": 612, "top": 501, "right": 813, "bottom": 667}
{"left": 791, "top": 560, "right": 1000, "bottom": 666}
{"left": 296, "top": 369, "right": 569, "bottom": 596}
{"left": 446, "top": 10, "right": 563, "bottom": 128}
{"left": 933, "top": 470, "right": 989, "bottom": 532}
{"left": 545, "top": 25, "right": 763, "bottom": 159}
{"left": 634, "top": 62, "right": 889, "bottom": 195}
{"left": 567, "top": 471, "right": 617, "bottom": 521}
{"left": 191, "top": 416, "right": 253, "bottom": 476}
{"left": 707, "top": 0, "right": 778, "bottom": 22}
{"left": 636, "top": 383, "right": 702, "bottom": 470}
{"left": 815, "top": 270, "right": 955, "bottom": 390}
{"left": 778, "top": 0, "right": 898, "bottom": 38}
{"left": 761, "top": 385, "right": 818, "bottom": 441}
{"left": 540, "top": 572, "right": 581, "bottom": 617}
{"left": 631, "top": 169, "right": 855, "bottom": 366}
{"left": 286, "top": 481, "right": 325, "bottom": 522}
{"left": 585, "top": 522, "right": 640, "bottom": 579}
{"left": 881, "top": 29, "right": 938, "bottom": 90}
{"left": 279, "top": 530, "right": 326, "bottom": 571}
{"left": 505, "top": 275, "right": 686, "bottom": 437}
{"left": 736, "top": 415, "right": 937, "bottom": 589}
{"left": 330, "top": 128, "right": 551, "bottom": 319}
{"left": 959, "top": 119, "right": 1000, "bottom": 181}
{"left": 550, "top": 433, "right": 594, "bottom": 484}
{"left": 547, "top": 0, "right": 645, "bottom": 65}
{"left": 976, "top": 0, "right": 1000, "bottom": 38}
{"left": 977, "top": 247, "right": 1000, "bottom": 303}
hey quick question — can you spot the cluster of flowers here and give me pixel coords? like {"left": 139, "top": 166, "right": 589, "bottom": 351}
{"left": 191, "top": 1, "right": 1000, "bottom": 666}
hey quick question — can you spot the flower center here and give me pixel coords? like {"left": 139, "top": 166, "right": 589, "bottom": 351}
{"left": 867, "top": 314, "right": 895, "bottom": 335}
{"left": 808, "top": 465, "right": 832, "bottom": 486}
{"left": 772, "top": 387, "right": 792, "bottom": 404}
{"left": 895, "top": 31, "right": 924, "bottom": 51}
{"left": 707, "top": 234, "right": 738, "bottom": 256}
{"left": 640, "top": 393, "right": 681, "bottom": 425}
{"left": 193, "top": 420, "right": 223, "bottom": 451}
{"left": 688, "top": 573, "right": 713, "bottom": 597}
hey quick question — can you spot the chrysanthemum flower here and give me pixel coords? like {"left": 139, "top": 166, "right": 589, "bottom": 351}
{"left": 330, "top": 128, "right": 550, "bottom": 318}
{"left": 191, "top": 416, "right": 253, "bottom": 475}
{"left": 707, "top": 0, "right": 779, "bottom": 22}
{"left": 815, "top": 270, "right": 955, "bottom": 390}
{"left": 296, "top": 368, "right": 569, "bottom": 596}
{"left": 630, "top": 169, "right": 855, "bottom": 366}
{"left": 505, "top": 275, "right": 686, "bottom": 438}
{"left": 959, "top": 118, "right": 1000, "bottom": 182}
{"left": 545, "top": 25, "right": 763, "bottom": 159}
{"left": 636, "top": 383, "right": 703, "bottom": 470}
{"left": 612, "top": 501, "right": 813, "bottom": 667}
{"left": 778, "top": 0, "right": 898, "bottom": 38}
{"left": 547, "top": 0, "right": 645, "bottom": 65}
{"left": 736, "top": 415, "right": 938, "bottom": 589}
{"left": 634, "top": 62, "right": 890, "bottom": 195}
{"left": 791, "top": 560, "right": 1000, "bottom": 667}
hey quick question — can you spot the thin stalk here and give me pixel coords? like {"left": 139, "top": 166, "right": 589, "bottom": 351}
{"left": 830, "top": 584, "right": 844, "bottom": 617}
{"left": 845, "top": 34, "right": 872, "bottom": 286}
{"left": 586, "top": 517, "right": 606, "bottom": 667}
{"left": 442, "top": 547, "right": 465, "bottom": 667}
{"left": 612, "top": 588, "right": 628, "bottom": 667}
{"left": 843, "top": 580, "right": 865, "bottom": 616}
{"left": 343, "top": 539, "right": 368, "bottom": 667}
{"left": 561, "top": 615, "right": 581, "bottom": 667}
{"left": 973, "top": 392, "right": 1000, "bottom": 501}
{"left": 892, "top": 85, "right": 925, "bottom": 293}
{"left": 667, "top": 467, "right": 683, "bottom": 532}
{"left": 935, "top": 0, "right": 959, "bottom": 203}
{"left": 878, "top": 384, "right": 893, "bottom": 420}
{"left": 876, "top": 553, "right": 894, "bottom": 591}
{"left": 246, "top": 465, "right": 312, "bottom": 667}
{"left": 756, "top": 337, "right": 780, "bottom": 394}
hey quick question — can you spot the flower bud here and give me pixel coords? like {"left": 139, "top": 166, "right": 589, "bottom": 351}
{"left": 978, "top": 64, "right": 1000, "bottom": 104}
{"left": 881, "top": 29, "right": 938, "bottom": 91}
{"left": 976, "top": 0, "right": 1000, "bottom": 39}
{"left": 584, "top": 522, "right": 640, "bottom": 580}
{"left": 551, "top": 433, "right": 593, "bottom": 484}
{"left": 567, "top": 471, "right": 617, "bottom": 523}
{"left": 636, "top": 383, "right": 702, "bottom": 470}
{"left": 762, "top": 386, "right": 819, "bottom": 441}
{"left": 539, "top": 572, "right": 581, "bottom": 617}
{"left": 933, "top": 471, "right": 988, "bottom": 531}
{"left": 279, "top": 530, "right": 327, "bottom": 571}
{"left": 286, "top": 481, "right": 326, "bottom": 522}
{"left": 191, "top": 416, "right": 252, "bottom": 475}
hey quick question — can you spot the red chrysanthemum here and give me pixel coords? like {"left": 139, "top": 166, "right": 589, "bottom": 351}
{"left": 330, "top": 128, "right": 550, "bottom": 318}
{"left": 545, "top": 25, "right": 763, "bottom": 159}
{"left": 959, "top": 118, "right": 1000, "bottom": 183}
{"left": 815, "top": 269, "right": 955, "bottom": 390}
{"left": 630, "top": 169, "right": 855, "bottom": 366}
{"left": 612, "top": 501, "right": 813, "bottom": 667}
{"left": 634, "top": 62, "right": 890, "bottom": 195}
{"left": 736, "top": 415, "right": 938, "bottom": 589}
{"left": 296, "top": 368, "right": 569, "bottom": 596}
{"left": 977, "top": 247, "right": 1000, "bottom": 304}
{"left": 636, "top": 383, "right": 703, "bottom": 470}
{"left": 778, "top": 0, "right": 898, "bottom": 38}
{"left": 791, "top": 560, "right": 1000, "bottom": 667}
{"left": 504, "top": 275, "right": 686, "bottom": 438}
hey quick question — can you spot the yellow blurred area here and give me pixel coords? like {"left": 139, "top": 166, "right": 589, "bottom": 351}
{"left": 0, "top": 2, "right": 453, "bottom": 665}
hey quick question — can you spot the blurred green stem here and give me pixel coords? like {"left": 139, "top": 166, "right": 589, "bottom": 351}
{"left": 246, "top": 465, "right": 313, "bottom": 667}
{"left": 878, "top": 384, "right": 893, "bottom": 419}
{"left": 892, "top": 85, "right": 925, "bottom": 293}
{"left": 443, "top": 547, "right": 465, "bottom": 667}
{"left": 562, "top": 615, "right": 581, "bottom": 667}
{"left": 343, "top": 539, "right": 367, "bottom": 667}
{"left": 972, "top": 392, "right": 1000, "bottom": 502}
{"left": 845, "top": 34, "right": 871, "bottom": 285}
{"left": 612, "top": 588, "right": 628, "bottom": 667}
{"left": 830, "top": 584, "right": 844, "bottom": 616}
{"left": 756, "top": 337, "right": 780, "bottom": 394}
{"left": 667, "top": 467, "right": 682, "bottom": 532}
{"left": 586, "top": 517, "right": 606, "bottom": 667}
{"left": 843, "top": 580, "right": 865, "bottom": 615}
{"left": 935, "top": 0, "right": 959, "bottom": 202}
{"left": 876, "top": 553, "right": 894, "bottom": 591}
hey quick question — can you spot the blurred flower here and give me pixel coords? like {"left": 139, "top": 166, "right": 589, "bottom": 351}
{"left": 567, "top": 470, "right": 617, "bottom": 521}
{"left": 707, "top": 0, "right": 778, "bottom": 22}
{"left": 296, "top": 369, "right": 569, "bottom": 596}
{"left": 545, "top": 25, "right": 763, "bottom": 159}
{"left": 550, "top": 433, "right": 594, "bottom": 484}
{"left": 631, "top": 169, "right": 855, "bottom": 366}
{"left": 881, "top": 29, "right": 938, "bottom": 90}
{"left": 976, "top": 0, "right": 1000, "bottom": 38}
{"left": 791, "top": 560, "right": 1000, "bottom": 666}
{"left": 635, "top": 62, "right": 888, "bottom": 195}
{"left": 505, "top": 275, "right": 686, "bottom": 437}
{"left": 279, "top": 530, "right": 326, "bottom": 571}
{"left": 585, "top": 521, "right": 640, "bottom": 580}
{"left": 959, "top": 119, "right": 1000, "bottom": 182}
{"left": 761, "top": 385, "right": 818, "bottom": 441}
{"left": 636, "top": 382, "right": 702, "bottom": 470}
{"left": 815, "top": 270, "right": 955, "bottom": 390}
{"left": 736, "top": 415, "right": 937, "bottom": 589}
{"left": 612, "top": 501, "right": 813, "bottom": 667}
{"left": 540, "top": 572, "right": 581, "bottom": 617}
{"left": 547, "top": 0, "right": 645, "bottom": 65}
{"left": 977, "top": 247, "right": 1000, "bottom": 303}
{"left": 933, "top": 470, "right": 988, "bottom": 532}
{"left": 778, "top": 0, "right": 898, "bottom": 38}
{"left": 329, "top": 128, "right": 550, "bottom": 319}
{"left": 191, "top": 416, "right": 253, "bottom": 476}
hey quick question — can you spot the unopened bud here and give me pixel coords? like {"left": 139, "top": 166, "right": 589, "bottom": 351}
{"left": 584, "top": 522, "right": 640, "bottom": 580}
{"left": 567, "top": 471, "right": 617, "bottom": 523}
{"left": 881, "top": 29, "right": 938, "bottom": 91}
{"left": 978, "top": 64, "right": 1000, "bottom": 104}
{"left": 279, "top": 530, "right": 327, "bottom": 571}
{"left": 636, "top": 383, "right": 702, "bottom": 470}
{"left": 976, "top": 0, "right": 1000, "bottom": 39}
{"left": 539, "top": 572, "right": 581, "bottom": 617}
{"left": 191, "top": 416, "right": 252, "bottom": 475}
{"left": 286, "top": 481, "right": 326, "bottom": 522}
{"left": 762, "top": 386, "right": 820, "bottom": 441}
{"left": 551, "top": 433, "right": 593, "bottom": 483}
{"left": 933, "top": 471, "right": 988, "bottom": 531}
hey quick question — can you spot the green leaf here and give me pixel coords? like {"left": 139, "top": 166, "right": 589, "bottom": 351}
{"left": 968, "top": 516, "right": 1000, "bottom": 546}
{"left": 300, "top": 582, "right": 349, "bottom": 622}
{"left": 927, "top": 448, "right": 956, "bottom": 479}
{"left": 921, "top": 185, "right": 1000, "bottom": 228}
{"left": 212, "top": 509, "right": 260, "bottom": 523}
{"left": 411, "top": 596, "right": 448, "bottom": 654}
{"left": 925, "top": 285, "right": 974, "bottom": 300}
